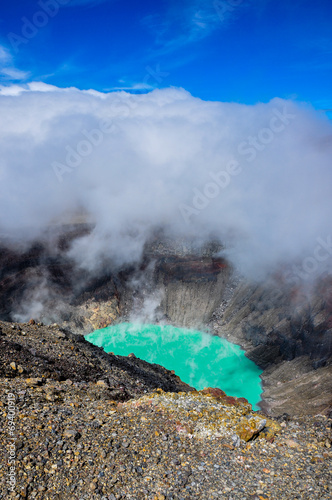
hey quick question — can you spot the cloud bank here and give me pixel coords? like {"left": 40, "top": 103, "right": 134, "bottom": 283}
{"left": 0, "top": 83, "right": 331, "bottom": 279}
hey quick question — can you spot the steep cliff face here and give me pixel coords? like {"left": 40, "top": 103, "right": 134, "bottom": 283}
{"left": 0, "top": 226, "right": 120, "bottom": 332}
{"left": 210, "top": 278, "right": 332, "bottom": 416}
{"left": 118, "top": 237, "right": 230, "bottom": 327}
{"left": 156, "top": 256, "right": 230, "bottom": 328}
{"left": 212, "top": 278, "right": 332, "bottom": 369}
{"left": 0, "top": 230, "right": 229, "bottom": 331}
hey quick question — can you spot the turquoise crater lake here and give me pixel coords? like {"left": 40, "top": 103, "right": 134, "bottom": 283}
{"left": 86, "top": 323, "right": 263, "bottom": 409}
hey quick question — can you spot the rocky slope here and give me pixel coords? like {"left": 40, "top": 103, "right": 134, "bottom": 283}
{"left": 213, "top": 279, "right": 332, "bottom": 368}
{"left": 0, "top": 320, "right": 192, "bottom": 398}
{"left": 210, "top": 279, "right": 332, "bottom": 416}
{"left": 1, "top": 321, "right": 331, "bottom": 499}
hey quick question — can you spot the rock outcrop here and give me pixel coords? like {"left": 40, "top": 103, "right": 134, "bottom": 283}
{"left": 156, "top": 256, "right": 230, "bottom": 327}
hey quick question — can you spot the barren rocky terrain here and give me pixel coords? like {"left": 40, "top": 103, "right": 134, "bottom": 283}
{"left": 1, "top": 228, "right": 332, "bottom": 498}
{"left": 1, "top": 320, "right": 331, "bottom": 499}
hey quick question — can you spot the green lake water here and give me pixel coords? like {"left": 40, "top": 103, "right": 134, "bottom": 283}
{"left": 86, "top": 323, "right": 263, "bottom": 409}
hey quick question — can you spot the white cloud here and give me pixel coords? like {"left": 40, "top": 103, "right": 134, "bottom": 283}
{"left": 0, "top": 46, "right": 11, "bottom": 64}
{"left": 0, "top": 44, "right": 30, "bottom": 83}
{"left": 0, "top": 84, "right": 331, "bottom": 280}
{"left": 0, "top": 84, "right": 27, "bottom": 96}
{"left": 0, "top": 67, "right": 31, "bottom": 81}
{"left": 0, "top": 81, "right": 67, "bottom": 96}
{"left": 142, "top": 0, "right": 248, "bottom": 57}
{"left": 106, "top": 82, "right": 154, "bottom": 92}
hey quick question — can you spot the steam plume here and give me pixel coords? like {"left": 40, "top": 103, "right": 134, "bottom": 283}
{"left": 1, "top": 83, "right": 331, "bottom": 280}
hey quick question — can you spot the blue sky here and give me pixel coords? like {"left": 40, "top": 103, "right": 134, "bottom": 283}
{"left": 0, "top": 0, "right": 331, "bottom": 112}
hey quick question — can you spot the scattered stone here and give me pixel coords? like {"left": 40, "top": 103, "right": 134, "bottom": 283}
{"left": 25, "top": 377, "right": 43, "bottom": 386}
{"left": 96, "top": 380, "right": 108, "bottom": 387}
{"left": 0, "top": 319, "right": 331, "bottom": 500}
{"left": 63, "top": 429, "right": 80, "bottom": 440}
{"left": 284, "top": 439, "right": 301, "bottom": 449}
{"left": 20, "top": 487, "right": 27, "bottom": 497}
{"left": 232, "top": 434, "right": 241, "bottom": 447}
{"left": 236, "top": 417, "right": 267, "bottom": 441}
{"left": 16, "top": 440, "right": 23, "bottom": 450}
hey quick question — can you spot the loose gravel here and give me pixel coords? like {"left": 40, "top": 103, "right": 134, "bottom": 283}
{"left": 1, "top": 321, "right": 331, "bottom": 499}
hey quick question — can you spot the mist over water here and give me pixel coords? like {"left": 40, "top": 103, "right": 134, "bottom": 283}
{"left": 86, "top": 323, "right": 263, "bottom": 409}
